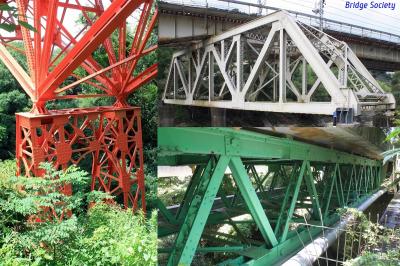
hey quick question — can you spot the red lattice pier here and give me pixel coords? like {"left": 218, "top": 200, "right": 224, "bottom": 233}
{"left": 0, "top": 0, "right": 157, "bottom": 212}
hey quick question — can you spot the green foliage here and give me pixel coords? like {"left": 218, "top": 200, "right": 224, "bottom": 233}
{"left": 381, "top": 127, "right": 400, "bottom": 164}
{"left": 385, "top": 127, "right": 400, "bottom": 142}
{"left": 157, "top": 47, "right": 174, "bottom": 88}
{"left": 0, "top": 44, "right": 30, "bottom": 160}
{"left": 226, "top": 222, "right": 253, "bottom": 240}
{"left": 340, "top": 209, "right": 400, "bottom": 265}
{"left": 377, "top": 80, "right": 392, "bottom": 93}
{"left": 392, "top": 72, "right": 400, "bottom": 102}
{"left": 0, "top": 4, "right": 35, "bottom": 32}
{"left": 0, "top": 160, "right": 15, "bottom": 180}
{"left": 144, "top": 170, "right": 158, "bottom": 208}
{"left": 341, "top": 209, "right": 384, "bottom": 256}
{"left": 0, "top": 161, "right": 157, "bottom": 265}
{"left": 66, "top": 205, "right": 157, "bottom": 266}
{"left": 345, "top": 251, "right": 400, "bottom": 266}
{"left": 158, "top": 176, "right": 189, "bottom": 206}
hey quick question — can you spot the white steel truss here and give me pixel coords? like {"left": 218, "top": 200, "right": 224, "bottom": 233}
{"left": 162, "top": 11, "right": 395, "bottom": 117}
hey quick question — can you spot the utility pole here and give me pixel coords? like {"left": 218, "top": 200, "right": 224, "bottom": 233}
{"left": 312, "top": 0, "right": 326, "bottom": 31}
{"left": 257, "top": 0, "right": 267, "bottom": 16}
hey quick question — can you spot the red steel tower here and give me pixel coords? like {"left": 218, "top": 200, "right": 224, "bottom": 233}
{"left": 0, "top": 0, "right": 157, "bottom": 211}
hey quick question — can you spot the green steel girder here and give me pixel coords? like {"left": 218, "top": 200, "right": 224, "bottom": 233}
{"left": 157, "top": 128, "right": 386, "bottom": 266}
{"left": 158, "top": 128, "right": 381, "bottom": 167}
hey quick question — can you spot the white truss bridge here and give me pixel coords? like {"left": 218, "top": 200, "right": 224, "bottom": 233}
{"left": 162, "top": 11, "right": 395, "bottom": 119}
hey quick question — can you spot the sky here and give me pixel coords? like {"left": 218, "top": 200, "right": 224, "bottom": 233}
{"left": 3, "top": 1, "right": 398, "bottom": 45}
{"left": 261, "top": 0, "right": 400, "bottom": 35}
{"left": 169, "top": 0, "right": 400, "bottom": 36}
{"left": 0, "top": 1, "right": 141, "bottom": 39}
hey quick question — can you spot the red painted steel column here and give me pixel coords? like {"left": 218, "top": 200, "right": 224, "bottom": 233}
{"left": 0, "top": 0, "right": 157, "bottom": 212}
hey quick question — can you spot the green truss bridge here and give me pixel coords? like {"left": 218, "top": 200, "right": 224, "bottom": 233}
{"left": 156, "top": 127, "right": 399, "bottom": 265}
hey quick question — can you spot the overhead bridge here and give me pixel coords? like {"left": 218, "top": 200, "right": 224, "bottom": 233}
{"left": 159, "top": 0, "right": 400, "bottom": 72}
{"left": 157, "top": 127, "right": 396, "bottom": 266}
{"left": 162, "top": 10, "right": 395, "bottom": 120}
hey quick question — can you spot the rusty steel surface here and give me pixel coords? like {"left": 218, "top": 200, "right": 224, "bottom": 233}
{"left": 250, "top": 127, "right": 388, "bottom": 160}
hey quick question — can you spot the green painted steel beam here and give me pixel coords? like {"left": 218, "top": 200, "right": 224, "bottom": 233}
{"left": 160, "top": 246, "right": 247, "bottom": 253}
{"left": 158, "top": 128, "right": 380, "bottom": 166}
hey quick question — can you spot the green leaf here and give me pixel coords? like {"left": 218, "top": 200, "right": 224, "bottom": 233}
{"left": 0, "top": 4, "right": 16, "bottom": 11}
{"left": 0, "top": 23, "right": 16, "bottom": 32}
{"left": 385, "top": 128, "right": 400, "bottom": 142}
{"left": 18, "top": 20, "right": 36, "bottom": 32}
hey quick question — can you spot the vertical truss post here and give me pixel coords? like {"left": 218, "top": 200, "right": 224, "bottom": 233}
{"left": 304, "top": 161, "right": 323, "bottom": 221}
{"left": 337, "top": 164, "right": 345, "bottom": 206}
{"left": 236, "top": 35, "right": 243, "bottom": 96}
{"left": 301, "top": 57, "right": 307, "bottom": 100}
{"left": 323, "top": 164, "right": 337, "bottom": 218}
{"left": 280, "top": 160, "right": 306, "bottom": 242}
{"left": 209, "top": 51, "right": 214, "bottom": 101}
{"left": 345, "top": 165, "right": 356, "bottom": 203}
{"left": 279, "top": 29, "right": 287, "bottom": 103}
{"left": 274, "top": 162, "right": 299, "bottom": 238}
{"left": 273, "top": 63, "right": 278, "bottom": 101}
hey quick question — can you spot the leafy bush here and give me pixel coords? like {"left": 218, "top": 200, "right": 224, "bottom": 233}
{"left": 0, "top": 161, "right": 157, "bottom": 266}
{"left": 340, "top": 208, "right": 400, "bottom": 265}
{"left": 66, "top": 205, "right": 157, "bottom": 265}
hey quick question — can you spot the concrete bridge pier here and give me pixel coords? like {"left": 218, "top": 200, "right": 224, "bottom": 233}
{"left": 210, "top": 108, "right": 226, "bottom": 126}
{"left": 159, "top": 102, "right": 176, "bottom": 126}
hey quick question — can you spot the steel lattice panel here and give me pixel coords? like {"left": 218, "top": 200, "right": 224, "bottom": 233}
{"left": 16, "top": 106, "right": 145, "bottom": 210}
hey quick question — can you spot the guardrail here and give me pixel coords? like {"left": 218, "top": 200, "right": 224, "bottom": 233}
{"left": 160, "top": 0, "right": 400, "bottom": 44}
